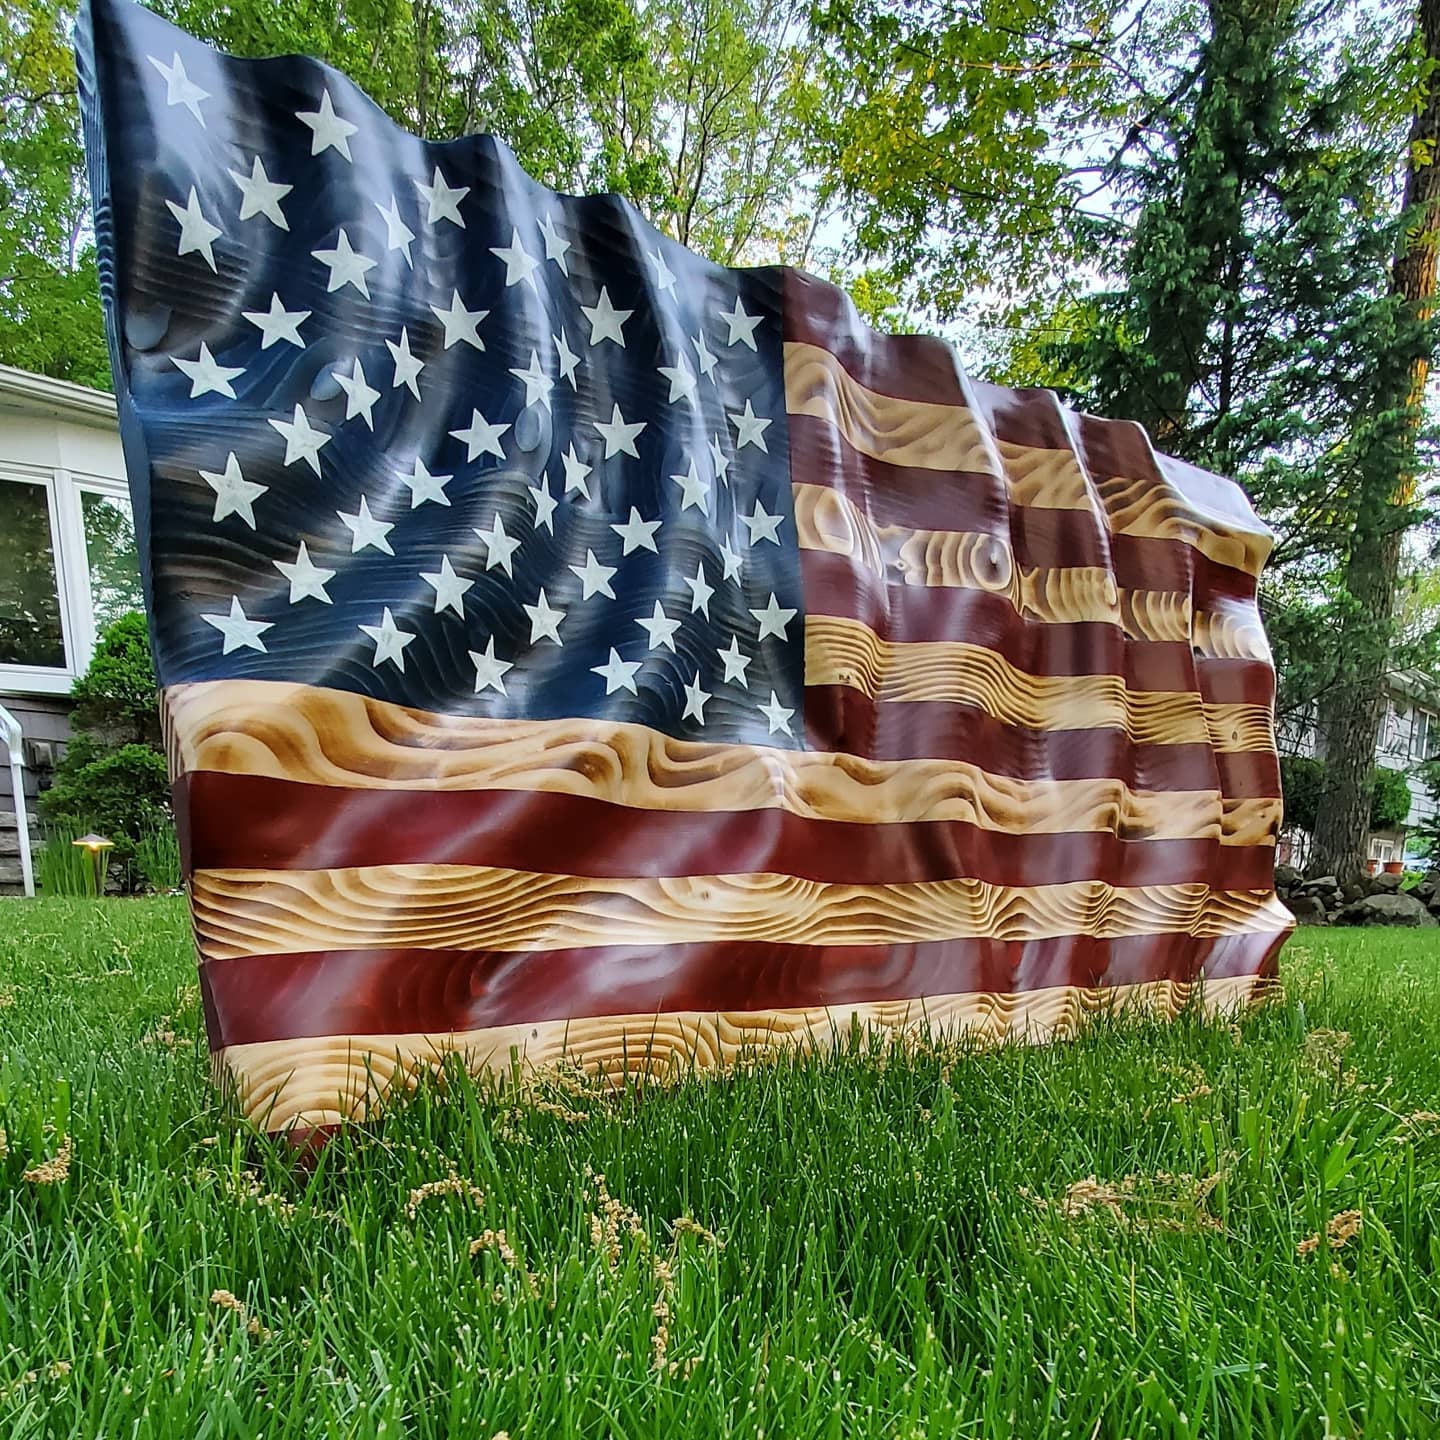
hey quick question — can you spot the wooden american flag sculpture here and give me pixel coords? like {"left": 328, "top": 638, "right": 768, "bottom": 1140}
{"left": 79, "top": 0, "right": 1292, "bottom": 1133}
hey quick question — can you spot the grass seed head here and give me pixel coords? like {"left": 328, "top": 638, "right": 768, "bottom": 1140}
{"left": 406, "top": 1171, "right": 485, "bottom": 1220}
{"left": 22, "top": 1135, "right": 72, "bottom": 1185}
{"left": 1298, "top": 1209, "right": 1364, "bottom": 1257}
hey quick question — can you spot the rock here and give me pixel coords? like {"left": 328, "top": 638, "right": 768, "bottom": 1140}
{"left": 1286, "top": 894, "right": 1328, "bottom": 924}
{"left": 1339, "top": 882, "right": 1366, "bottom": 905}
{"left": 1369, "top": 872, "right": 1403, "bottom": 894}
{"left": 1336, "top": 892, "right": 1438, "bottom": 928}
{"left": 1301, "top": 875, "right": 1339, "bottom": 894}
{"left": 1274, "top": 863, "right": 1301, "bottom": 894}
{"left": 1412, "top": 872, "right": 1440, "bottom": 911}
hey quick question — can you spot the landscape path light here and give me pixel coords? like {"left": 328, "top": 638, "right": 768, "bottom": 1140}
{"left": 72, "top": 833, "right": 115, "bottom": 897}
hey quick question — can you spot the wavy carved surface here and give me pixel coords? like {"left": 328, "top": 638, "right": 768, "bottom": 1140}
{"left": 190, "top": 863, "right": 1293, "bottom": 961}
{"left": 784, "top": 343, "right": 1272, "bottom": 577}
{"left": 163, "top": 680, "right": 1280, "bottom": 838}
{"left": 218, "top": 974, "right": 1268, "bottom": 1130}
{"left": 804, "top": 616, "right": 1276, "bottom": 750}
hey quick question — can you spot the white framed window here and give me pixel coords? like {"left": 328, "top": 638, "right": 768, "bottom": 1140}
{"left": 1414, "top": 708, "right": 1435, "bottom": 761}
{"left": 0, "top": 462, "right": 141, "bottom": 695}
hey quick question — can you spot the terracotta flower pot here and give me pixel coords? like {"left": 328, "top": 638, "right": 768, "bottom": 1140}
{"left": 1366, "top": 860, "right": 1380, "bottom": 875}
{"left": 1384, "top": 860, "right": 1405, "bottom": 875}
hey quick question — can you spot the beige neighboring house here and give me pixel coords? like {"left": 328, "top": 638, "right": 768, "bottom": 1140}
{"left": 0, "top": 364, "right": 141, "bottom": 893}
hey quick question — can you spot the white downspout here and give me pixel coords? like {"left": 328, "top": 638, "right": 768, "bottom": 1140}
{"left": 0, "top": 704, "right": 34, "bottom": 897}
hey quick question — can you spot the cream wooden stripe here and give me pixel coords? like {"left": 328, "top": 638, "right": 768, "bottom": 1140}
{"left": 218, "top": 974, "right": 1270, "bottom": 1130}
{"left": 784, "top": 342, "right": 1272, "bottom": 577}
{"left": 163, "top": 682, "right": 1282, "bottom": 837}
{"left": 804, "top": 616, "right": 1276, "bottom": 752}
{"left": 190, "top": 865, "right": 1293, "bottom": 961}
{"left": 793, "top": 482, "right": 1267, "bottom": 659}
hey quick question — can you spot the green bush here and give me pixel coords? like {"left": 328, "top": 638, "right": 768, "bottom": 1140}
{"left": 39, "top": 613, "right": 173, "bottom": 880}
{"left": 1279, "top": 755, "right": 1415, "bottom": 835}
{"left": 1370, "top": 764, "right": 1414, "bottom": 832}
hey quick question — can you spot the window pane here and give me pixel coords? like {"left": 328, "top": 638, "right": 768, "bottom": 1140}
{"left": 81, "top": 490, "right": 144, "bottom": 635}
{"left": 0, "top": 478, "right": 65, "bottom": 668}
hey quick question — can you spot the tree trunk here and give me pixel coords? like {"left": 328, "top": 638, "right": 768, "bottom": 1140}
{"left": 1309, "top": 0, "right": 1440, "bottom": 884}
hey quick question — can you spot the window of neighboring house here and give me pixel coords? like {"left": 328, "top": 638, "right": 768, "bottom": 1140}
{"left": 0, "top": 465, "right": 139, "bottom": 694}
{"left": 1414, "top": 708, "right": 1437, "bottom": 762}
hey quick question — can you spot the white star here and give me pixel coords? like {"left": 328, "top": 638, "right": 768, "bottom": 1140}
{"left": 751, "top": 592, "right": 797, "bottom": 641}
{"left": 707, "top": 434, "right": 731, "bottom": 484}
{"left": 717, "top": 635, "right": 752, "bottom": 687}
{"left": 199, "top": 452, "right": 266, "bottom": 527}
{"left": 594, "top": 403, "right": 646, "bottom": 459}
{"left": 742, "top": 498, "right": 783, "bottom": 546}
{"left": 415, "top": 166, "right": 469, "bottom": 227}
{"left": 539, "top": 213, "right": 570, "bottom": 274}
{"left": 611, "top": 507, "right": 662, "bottom": 555}
{"left": 553, "top": 329, "right": 581, "bottom": 389}
{"left": 692, "top": 330, "right": 719, "bottom": 381}
{"left": 334, "top": 356, "right": 380, "bottom": 429}
{"left": 474, "top": 512, "right": 521, "bottom": 577}
{"left": 670, "top": 458, "right": 709, "bottom": 514}
{"left": 719, "top": 296, "right": 763, "bottom": 350}
{"left": 684, "top": 563, "right": 715, "bottom": 618}
{"left": 570, "top": 549, "right": 617, "bottom": 600}
{"left": 401, "top": 455, "right": 452, "bottom": 508}
{"left": 450, "top": 409, "right": 509, "bottom": 463}
{"left": 636, "top": 600, "right": 681, "bottom": 652}
{"left": 297, "top": 89, "right": 357, "bottom": 161}
{"left": 718, "top": 538, "right": 744, "bottom": 584}
{"left": 338, "top": 495, "right": 395, "bottom": 555}
{"left": 491, "top": 226, "right": 540, "bottom": 290}
{"left": 274, "top": 541, "right": 334, "bottom": 604}
{"left": 386, "top": 328, "right": 425, "bottom": 399}
{"left": 165, "top": 187, "right": 221, "bottom": 271}
{"left": 509, "top": 350, "right": 553, "bottom": 411}
{"left": 528, "top": 476, "right": 558, "bottom": 533}
{"left": 268, "top": 404, "right": 330, "bottom": 475}
{"left": 758, "top": 691, "right": 795, "bottom": 737}
{"left": 730, "top": 399, "right": 773, "bottom": 452}
{"left": 228, "top": 155, "right": 290, "bottom": 229}
{"left": 560, "top": 444, "right": 592, "bottom": 499}
{"left": 148, "top": 52, "right": 209, "bottom": 125}
{"left": 243, "top": 293, "right": 308, "bottom": 349}
{"left": 359, "top": 607, "right": 415, "bottom": 671}
{"left": 420, "top": 555, "right": 473, "bottom": 617}
{"left": 682, "top": 673, "right": 711, "bottom": 724}
{"left": 657, "top": 355, "right": 697, "bottom": 404}
{"left": 647, "top": 246, "right": 677, "bottom": 294}
{"left": 581, "top": 287, "right": 633, "bottom": 347}
{"left": 312, "top": 228, "right": 376, "bottom": 297}
{"left": 523, "top": 589, "right": 566, "bottom": 645}
{"left": 172, "top": 341, "right": 242, "bottom": 399}
{"left": 592, "top": 647, "right": 642, "bottom": 696}
{"left": 374, "top": 195, "right": 415, "bottom": 265}
{"left": 430, "top": 290, "right": 488, "bottom": 350}
{"left": 469, "top": 637, "right": 513, "bottom": 694}
{"left": 201, "top": 595, "right": 271, "bottom": 654}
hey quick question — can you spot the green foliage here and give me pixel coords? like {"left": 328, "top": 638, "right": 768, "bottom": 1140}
{"left": 3, "top": 904, "right": 1440, "bottom": 1432}
{"left": 1279, "top": 754, "right": 1326, "bottom": 834}
{"left": 133, "top": 822, "right": 182, "bottom": 893}
{"left": 1370, "top": 763, "right": 1415, "bottom": 832}
{"left": 38, "top": 613, "right": 169, "bottom": 870}
{"left": 32, "top": 826, "right": 99, "bottom": 897}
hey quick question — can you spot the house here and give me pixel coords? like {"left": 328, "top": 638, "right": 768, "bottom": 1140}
{"left": 0, "top": 364, "right": 140, "bottom": 892}
{"left": 1276, "top": 668, "right": 1440, "bottom": 870}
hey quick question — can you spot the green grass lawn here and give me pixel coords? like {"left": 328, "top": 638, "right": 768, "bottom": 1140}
{"left": 1, "top": 900, "right": 1438, "bottom": 1438}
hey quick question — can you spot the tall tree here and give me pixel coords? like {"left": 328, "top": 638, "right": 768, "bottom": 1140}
{"left": 1311, "top": 0, "right": 1440, "bottom": 882}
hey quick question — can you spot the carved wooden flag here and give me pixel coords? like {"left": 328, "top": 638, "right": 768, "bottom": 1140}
{"left": 79, "top": 0, "right": 1291, "bottom": 1132}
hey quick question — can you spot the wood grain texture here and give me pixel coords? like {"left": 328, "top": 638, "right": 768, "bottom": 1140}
{"left": 189, "top": 863, "right": 1293, "bottom": 961}
{"left": 784, "top": 343, "right": 1271, "bottom": 576}
{"left": 793, "top": 481, "right": 1267, "bottom": 656}
{"left": 163, "top": 680, "right": 1281, "bottom": 837}
{"left": 217, "top": 974, "right": 1270, "bottom": 1130}
{"left": 804, "top": 616, "right": 1276, "bottom": 751}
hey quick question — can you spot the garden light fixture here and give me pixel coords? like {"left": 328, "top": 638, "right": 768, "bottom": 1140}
{"left": 72, "top": 833, "right": 114, "bottom": 896}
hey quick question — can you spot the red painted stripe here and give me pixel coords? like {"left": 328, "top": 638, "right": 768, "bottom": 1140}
{"left": 199, "top": 927, "right": 1287, "bottom": 1049}
{"left": 788, "top": 413, "right": 1260, "bottom": 605}
{"left": 176, "top": 772, "right": 1277, "bottom": 889}
{"left": 802, "top": 686, "right": 1280, "bottom": 796}
{"left": 800, "top": 551, "right": 1275, "bottom": 704}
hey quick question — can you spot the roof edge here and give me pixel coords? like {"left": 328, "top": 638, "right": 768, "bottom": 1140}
{"left": 0, "top": 364, "right": 117, "bottom": 426}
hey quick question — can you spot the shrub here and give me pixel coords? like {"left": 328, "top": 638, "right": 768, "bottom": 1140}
{"left": 39, "top": 613, "right": 172, "bottom": 879}
{"left": 1370, "top": 764, "right": 1414, "bottom": 832}
{"left": 1279, "top": 755, "right": 1415, "bottom": 835}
